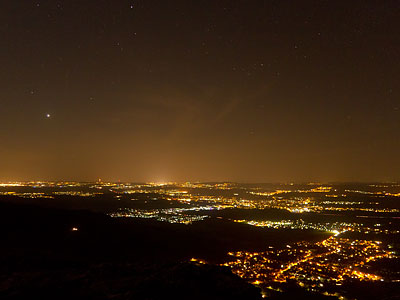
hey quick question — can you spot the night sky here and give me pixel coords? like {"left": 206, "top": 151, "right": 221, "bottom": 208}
{"left": 0, "top": 1, "right": 399, "bottom": 182}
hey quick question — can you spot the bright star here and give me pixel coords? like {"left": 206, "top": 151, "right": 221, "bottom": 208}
{"left": 46, "top": 114, "right": 51, "bottom": 118}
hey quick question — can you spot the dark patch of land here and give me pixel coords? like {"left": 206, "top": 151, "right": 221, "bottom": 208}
{"left": 0, "top": 198, "right": 328, "bottom": 300}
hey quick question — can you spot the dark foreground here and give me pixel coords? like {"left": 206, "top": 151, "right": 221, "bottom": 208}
{"left": 0, "top": 201, "right": 264, "bottom": 299}
{"left": 0, "top": 200, "right": 342, "bottom": 299}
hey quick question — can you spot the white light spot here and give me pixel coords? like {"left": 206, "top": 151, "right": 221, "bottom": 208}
{"left": 332, "top": 230, "right": 340, "bottom": 236}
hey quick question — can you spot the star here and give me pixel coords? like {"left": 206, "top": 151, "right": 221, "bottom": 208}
{"left": 46, "top": 113, "right": 51, "bottom": 118}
